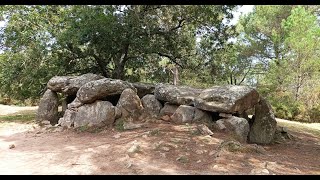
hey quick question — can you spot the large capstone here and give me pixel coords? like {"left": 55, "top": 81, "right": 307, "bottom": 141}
{"left": 47, "top": 73, "right": 104, "bottom": 95}
{"left": 132, "top": 82, "right": 155, "bottom": 98}
{"left": 141, "top": 94, "right": 163, "bottom": 117}
{"left": 59, "top": 100, "right": 116, "bottom": 128}
{"left": 116, "top": 88, "right": 143, "bottom": 118}
{"left": 194, "top": 85, "right": 260, "bottom": 114}
{"left": 36, "top": 89, "right": 59, "bottom": 125}
{"left": 154, "top": 84, "right": 202, "bottom": 105}
{"left": 249, "top": 98, "right": 277, "bottom": 144}
{"left": 47, "top": 76, "right": 73, "bottom": 92}
{"left": 215, "top": 116, "right": 250, "bottom": 143}
{"left": 77, "top": 78, "right": 136, "bottom": 104}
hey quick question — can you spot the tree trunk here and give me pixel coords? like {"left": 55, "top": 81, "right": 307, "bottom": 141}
{"left": 173, "top": 65, "right": 179, "bottom": 85}
{"left": 112, "top": 44, "right": 129, "bottom": 80}
{"left": 295, "top": 75, "right": 302, "bottom": 101}
{"left": 113, "top": 61, "right": 126, "bottom": 79}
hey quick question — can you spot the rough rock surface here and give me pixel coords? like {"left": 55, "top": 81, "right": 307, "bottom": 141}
{"left": 170, "top": 105, "right": 212, "bottom": 124}
{"left": 36, "top": 89, "right": 59, "bottom": 125}
{"left": 132, "top": 82, "right": 155, "bottom": 98}
{"left": 159, "top": 103, "right": 179, "bottom": 117}
{"left": 58, "top": 109, "right": 76, "bottom": 128}
{"left": 59, "top": 101, "right": 116, "bottom": 128}
{"left": 47, "top": 76, "right": 73, "bottom": 92}
{"left": 193, "top": 108, "right": 212, "bottom": 123}
{"left": 194, "top": 85, "right": 260, "bottom": 113}
{"left": 249, "top": 98, "right": 277, "bottom": 144}
{"left": 77, "top": 78, "right": 136, "bottom": 104}
{"left": 141, "top": 95, "right": 163, "bottom": 117}
{"left": 216, "top": 116, "right": 250, "bottom": 142}
{"left": 47, "top": 73, "right": 104, "bottom": 95}
{"left": 67, "top": 97, "right": 83, "bottom": 109}
{"left": 116, "top": 88, "right": 143, "bottom": 118}
{"left": 170, "top": 105, "right": 196, "bottom": 124}
{"left": 154, "top": 84, "right": 202, "bottom": 105}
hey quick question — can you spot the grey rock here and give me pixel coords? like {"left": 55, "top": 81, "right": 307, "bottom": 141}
{"left": 47, "top": 73, "right": 104, "bottom": 95}
{"left": 58, "top": 109, "right": 76, "bottom": 128}
{"left": 36, "top": 89, "right": 59, "bottom": 125}
{"left": 160, "top": 115, "right": 171, "bottom": 122}
{"left": 114, "top": 106, "right": 122, "bottom": 119}
{"left": 171, "top": 105, "right": 196, "bottom": 124}
{"left": 67, "top": 97, "right": 83, "bottom": 109}
{"left": 215, "top": 119, "right": 227, "bottom": 130}
{"left": 47, "top": 76, "right": 73, "bottom": 92}
{"left": 170, "top": 105, "right": 212, "bottom": 124}
{"left": 249, "top": 98, "right": 277, "bottom": 144}
{"left": 159, "top": 103, "right": 179, "bottom": 117}
{"left": 141, "top": 94, "right": 163, "bottom": 117}
{"left": 197, "top": 124, "right": 214, "bottom": 136}
{"left": 116, "top": 88, "right": 143, "bottom": 118}
{"left": 59, "top": 101, "right": 116, "bottom": 128}
{"left": 217, "top": 116, "right": 250, "bottom": 143}
{"left": 250, "top": 168, "right": 269, "bottom": 175}
{"left": 127, "top": 144, "right": 141, "bottom": 154}
{"left": 132, "top": 82, "right": 155, "bottom": 98}
{"left": 193, "top": 108, "right": 212, "bottom": 123}
{"left": 194, "top": 85, "right": 260, "bottom": 113}
{"left": 219, "top": 113, "right": 232, "bottom": 118}
{"left": 154, "top": 84, "right": 202, "bottom": 105}
{"left": 77, "top": 78, "right": 136, "bottom": 104}
{"left": 74, "top": 101, "right": 116, "bottom": 128}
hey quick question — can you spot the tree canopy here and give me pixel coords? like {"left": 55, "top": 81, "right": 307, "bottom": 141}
{"left": 0, "top": 5, "right": 319, "bottom": 122}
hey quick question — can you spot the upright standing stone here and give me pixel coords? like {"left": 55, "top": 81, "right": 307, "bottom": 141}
{"left": 141, "top": 94, "right": 163, "bottom": 117}
{"left": 37, "top": 89, "right": 59, "bottom": 125}
{"left": 249, "top": 98, "right": 277, "bottom": 144}
{"left": 116, "top": 88, "right": 143, "bottom": 118}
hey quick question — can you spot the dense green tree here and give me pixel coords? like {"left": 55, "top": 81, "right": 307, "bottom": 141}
{"left": 0, "top": 5, "right": 236, "bottom": 100}
{"left": 238, "top": 6, "right": 320, "bottom": 122}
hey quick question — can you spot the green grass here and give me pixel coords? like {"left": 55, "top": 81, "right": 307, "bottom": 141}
{"left": 74, "top": 124, "right": 107, "bottom": 133}
{"left": 115, "top": 118, "right": 125, "bottom": 131}
{"left": 176, "top": 156, "right": 189, "bottom": 163}
{"left": 276, "top": 119, "right": 320, "bottom": 137}
{"left": 0, "top": 114, "right": 36, "bottom": 123}
{"left": 149, "top": 129, "right": 161, "bottom": 136}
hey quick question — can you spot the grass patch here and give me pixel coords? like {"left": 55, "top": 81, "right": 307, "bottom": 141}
{"left": 149, "top": 129, "right": 161, "bottom": 136}
{"left": 75, "top": 124, "right": 106, "bottom": 133}
{"left": 75, "top": 125, "right": 90, "bottom": 132}
{"left": 0, "top": 114, "right": 36, "bottom": 123}
{"left": 115, "top": 118, "right": 125, "bottom": 131}
{"left": 276, "top": 119, "right": 320, "bottom": 137}
{"left": 176, "top": 156, "right": 189, "bottom": 164}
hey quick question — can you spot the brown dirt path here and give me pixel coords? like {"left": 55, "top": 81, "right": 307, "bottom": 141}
{"left": 0, "top": 105, "right": 319, "bottom": 175}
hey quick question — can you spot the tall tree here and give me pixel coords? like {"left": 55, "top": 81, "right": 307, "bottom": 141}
{"left": 0, "top": 5, "right": 237, "bottom": 100}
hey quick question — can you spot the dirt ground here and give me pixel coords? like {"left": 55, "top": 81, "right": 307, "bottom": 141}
{"left": 0, "top": 105, "right": 319, "bottom": 175}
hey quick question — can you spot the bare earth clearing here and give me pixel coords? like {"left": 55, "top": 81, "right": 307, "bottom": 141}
{"left": 0, "top": 105, "right": 319, "bottom": 175}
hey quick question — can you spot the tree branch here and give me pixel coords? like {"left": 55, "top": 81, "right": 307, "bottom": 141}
{"left": 238, "top": 64, "right": 252, "bottom": 85}
{"left": 155, "top": 52, "right": 183, "bottom": 68}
